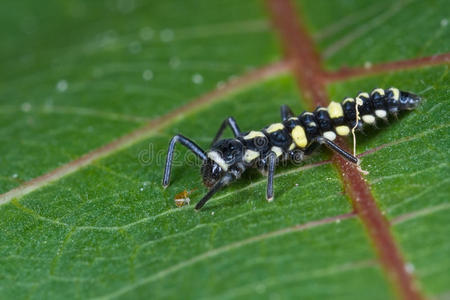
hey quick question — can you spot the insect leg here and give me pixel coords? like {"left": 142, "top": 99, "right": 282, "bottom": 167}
{"left": 303, "top": 141, "right": 320, "bottom": 155}
{"left": 280, "top": 105, "right": 295, "bottom": 121}
{"left": 162, "top": 134, "right": 207, "bottom": 187}
{"left": 315, "top": 136, "right": 359, "bottom": 164}
{"left": 211, "top": 117, "right": 241, "bottom": 146}
{"left": 266, "top": 151, "right": 278, "bottom": 202}
{"left": 195, "top": 174, "right": 233, "bottom": 210}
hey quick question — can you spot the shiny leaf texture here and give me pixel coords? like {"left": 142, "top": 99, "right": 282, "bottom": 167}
{"left": 0, "top": 0, "right": 449, "bottom": 299}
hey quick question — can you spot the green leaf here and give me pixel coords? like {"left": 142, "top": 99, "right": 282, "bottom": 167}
{"left": 297, "top": 0, "right": 449, "bottom": 70}
{"left": 0, "top": 0, "right": 279, "bottom": 192}
{"left": 1, "top": 0, "right": 449, "bottom": 299}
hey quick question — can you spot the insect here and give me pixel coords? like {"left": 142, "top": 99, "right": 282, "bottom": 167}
{"left": 162, "top": 87, "right": 420, "bottom": 210}
{"left": 174, "top": 189, "right": 196, "bottom": 207}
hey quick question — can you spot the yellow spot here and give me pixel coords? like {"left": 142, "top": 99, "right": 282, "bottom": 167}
{"left": 328, "top": 101, "right": 343, "bottom": 119}
{"left": 243, "top": 149, "right": 260, "bottom": 163}
{"left": 289, "top": 143, "right": 296, "bottom": 150}
{"left": 343, "top": 97, "right": 354, "bottom": 104}
{"left": 371, "top": 88, "right": 385, "bottom": 96}
{"left": 244, "top": 131, "right": 265, "bottom": 140}
{"left": 266, "top": 123, "right": 284, "bottom": 133}
{"left": 336, "top": 125, "right": 350, "bottom": 136}
{"left": 389, "top": 87, "right": 400, "bottom": 100}
{"left": 271, "top": 146, "right": 283, "bottom": 157}
{"left": 292, "top": 125, "right": 308, "bottom": 148}
{"left": 288, "top": 117, "right": 298, "bottom": 121}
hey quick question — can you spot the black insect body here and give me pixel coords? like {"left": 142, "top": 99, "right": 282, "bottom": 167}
{"left": 162, "top": 88, "right": 420, "bottom": 209}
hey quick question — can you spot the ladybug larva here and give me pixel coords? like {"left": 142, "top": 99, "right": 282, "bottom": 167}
{"left": 162, "top": 87, "right": 420, "bottom": 209}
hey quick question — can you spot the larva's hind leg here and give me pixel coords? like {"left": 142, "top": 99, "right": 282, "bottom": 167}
{"left": 266, "top": 151, "right": 278, "bottom": 202}
{"left": 315, "top": 136, "right": 359, "bottom": 164}
{"left": 195, "top": 174, "right": 234, "bottom": 210}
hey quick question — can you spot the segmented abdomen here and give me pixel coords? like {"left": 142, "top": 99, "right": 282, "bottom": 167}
{"left": 313, "top": 87, "right": 404, "bottom": 141}
{"left": 237, "top": 87, "right": 418, "bottom": 165}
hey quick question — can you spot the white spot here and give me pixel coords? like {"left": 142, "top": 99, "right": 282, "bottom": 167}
{"left": 142, "top": 69, "right": 153, "bottom": 81}
{"left": 192, "top": 73, "right": 203, "bottom": 84}
{"left": 117, "top": 0, "right": 135, "bottom": 14}
{"left": 441, "top": 18, "right": 448, "bottom": 27}
{"left": 56, "top": 80, "right": 68, "bottom": 92}
{"left": 335, "top": 219, "right": 341, "bottom": 224}
{"left": 362, "top": 115, "right": 376, "bottom": 124}
{"left": 139, "top": 187, "right": 144, "bottom": 192}
{"left": 139, "top": 27, "right": 154, "bottom": 41}
{"left": 169, "top": 57, "right": 180, "bottom": 69}
{"left": 364, "top": 61, "right": 372, "bottom": 69}
{"left": 211, "top": 211, "right": 215, "bottom": 216}
{"left": 295, "top": 183, "right": 299, "bottom": 187}
{"left": 323, "top": 131, "right": 336, "bottom": 141}
{"left": 160, "top": 29, "right": 174, "bottom": 42}
{"left": 12, "top": 173, "right": 18, "bottom": 179}
{"left": 21, "top": 102, "right": 32, "bottom": 112}
{"left": 128, "top": 41, "right": 142, "bottom": 54}
{"left": 405, "top": 263, "right": 415, "bottom": 274}
{"left": 336, "top": 125, "right": 350, "bottom": 136}
{"left": 375, "top": 110, "right": 387, "bottom": 118}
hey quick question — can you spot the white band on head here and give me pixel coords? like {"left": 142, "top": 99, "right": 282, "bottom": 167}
{"left": 207, "top": 151, "right": 229, "bottom": 171}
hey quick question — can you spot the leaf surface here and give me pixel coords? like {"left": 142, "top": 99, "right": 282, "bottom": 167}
{"left": 0, "top": 0, "right": 449, "bottom": 299}
{"left": 0, "top": 0, "right": 279, "bottom": 192}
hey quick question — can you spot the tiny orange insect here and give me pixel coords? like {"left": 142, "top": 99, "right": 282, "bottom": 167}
{"left": 174, "top": 189, "right": 197, "bottom": 207}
